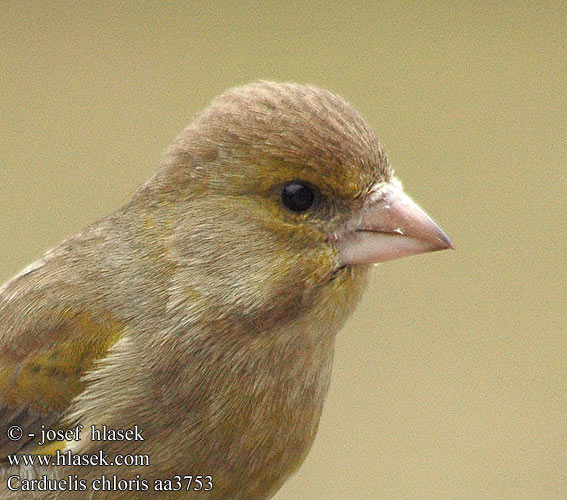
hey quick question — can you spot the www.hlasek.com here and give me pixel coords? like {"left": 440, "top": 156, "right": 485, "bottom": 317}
{"left": 4, "top": 424, "right": 213, "bottom": 493}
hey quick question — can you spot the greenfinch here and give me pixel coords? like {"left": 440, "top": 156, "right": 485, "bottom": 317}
{"left": 0, "top": 81, "right": 452, "bottom": 499}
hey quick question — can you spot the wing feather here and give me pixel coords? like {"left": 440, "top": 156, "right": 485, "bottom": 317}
{"left": 0, "top": 308, "right": 125, "bottom": 458}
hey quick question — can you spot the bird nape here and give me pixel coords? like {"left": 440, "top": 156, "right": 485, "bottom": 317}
{"left": 0, "top": 81, "right": 452, "bottom": 499}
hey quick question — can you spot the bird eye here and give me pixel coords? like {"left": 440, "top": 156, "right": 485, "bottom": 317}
{"left": 280, "top": 180, "right": 317, "bottom": 213}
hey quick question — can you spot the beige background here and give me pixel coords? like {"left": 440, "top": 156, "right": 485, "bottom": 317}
{"left": 1, "top": 2, "right": 566, "bottom": 499}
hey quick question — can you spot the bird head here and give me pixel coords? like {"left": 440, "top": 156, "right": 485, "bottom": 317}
{"left": 139, "top": 82, "right": 452, "bottom": 337}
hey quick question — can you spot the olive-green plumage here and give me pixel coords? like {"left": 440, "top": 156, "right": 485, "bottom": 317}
{"left": 0, "top": 82, "right": 450, "bottom": 499}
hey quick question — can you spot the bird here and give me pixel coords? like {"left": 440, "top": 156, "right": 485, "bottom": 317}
{"left": 0, "top": 81, "right": 452, "bottom": 499}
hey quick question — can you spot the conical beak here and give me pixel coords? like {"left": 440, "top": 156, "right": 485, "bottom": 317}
{"left": 334, "top": 183, "right": 453, "bottom": 265}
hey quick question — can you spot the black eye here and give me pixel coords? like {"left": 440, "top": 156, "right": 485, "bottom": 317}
{"left": 280, "top": 180, "right": 317, "bottom": 213}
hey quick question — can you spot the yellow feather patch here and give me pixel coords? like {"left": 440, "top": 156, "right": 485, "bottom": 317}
{"left": 0, "top": 311, "right": 125, "bottom": 414}
{"left": 32, "top": 440, "right": 68, "bottom": 456}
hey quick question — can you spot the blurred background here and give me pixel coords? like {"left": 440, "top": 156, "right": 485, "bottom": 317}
{"left": 1, "top": 2, "right": 565, "bottom": 499}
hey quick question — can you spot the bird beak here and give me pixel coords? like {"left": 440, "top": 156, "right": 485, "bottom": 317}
{"left": 334, "top": 183, "right": 453, "bottom": 265}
